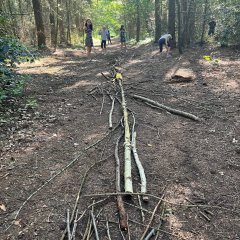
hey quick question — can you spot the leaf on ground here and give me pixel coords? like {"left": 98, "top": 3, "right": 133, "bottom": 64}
{"left": 0, "top": 204, "right": 6, "bottom": 211}
{"left": 14, "top": 220, "right": 21, "bottom": 226}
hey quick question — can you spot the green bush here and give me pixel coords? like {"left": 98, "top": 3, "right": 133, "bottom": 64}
{"left": 0, "top": 37, "right": 36, "bottom": 105}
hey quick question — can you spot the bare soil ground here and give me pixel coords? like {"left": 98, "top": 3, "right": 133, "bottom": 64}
{"left": 0, "top": 41, "right": 240, "bottom": 240}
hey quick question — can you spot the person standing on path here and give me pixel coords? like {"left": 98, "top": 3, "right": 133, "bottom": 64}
{"left": 99, "top": 26, "right": 108, "bottom": 52}
{"left": 107, "top": 28, "right": 112, "bottom": 44}
{"left": 119, "top": 25, "right": 126, "bottom": 49}
{"left": 158, "top": 33, "right": 172, "bottom": 56}
{"left": 85, "top": 19, "right": 93, "bottom": 58}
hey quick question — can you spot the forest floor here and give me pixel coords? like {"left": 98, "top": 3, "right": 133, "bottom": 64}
{"left": 0, "top": 40, "right": 240, "bottom": 240}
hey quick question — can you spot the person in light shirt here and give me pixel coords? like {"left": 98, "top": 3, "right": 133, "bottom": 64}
{"left": 158, "top": 33, "right": 173, "bottom": 56}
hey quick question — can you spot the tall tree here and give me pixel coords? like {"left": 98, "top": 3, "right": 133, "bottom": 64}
{"left": 136, "top": 0, "right": 141, "bottom": 42}
{"left": 155, "top": 0, "right": 161, "bottom": 42}
{"left": 32, "top": 0, "right": 46, "bottom": 48}
{"left": 200, "top": 0, "right": 208, "bottom": 44}
{"left": 168, "top": 0, "right": 176, "bottom": 46}
{"left": 176, "top": 0, "right": 183, "bottom": 53}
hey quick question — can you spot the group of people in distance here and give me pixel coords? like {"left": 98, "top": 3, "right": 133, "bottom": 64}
{"left": 84, "top": 18, "right": 172, "bottom": 58}
{"left": 84, "top": 19, "right": 127, "bottom": 58}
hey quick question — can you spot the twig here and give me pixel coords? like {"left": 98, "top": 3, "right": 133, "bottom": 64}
{"left": 115, "top": 134, "right": 128, "bottom": 230}
{"left": 132, "top": 94, "right": 202, "bottom": 121}
{"left": 90, "top": 211, "right": 100, "bottom": 240}
{"left": 67, "top": 209, "right": 72, "bottom": 240}
{"left": 144, "top": 228, "right": 156, "bottom": 240}
{"left": 131, "top": 113, "right": 147, "bottom": 201}
{"left": 106, "top": 220, "right": 112, "bottom": 240}
{"left": 60, "top": 154, "right": 114, "bottom": 240}
{"left": 109, "top": 95, "right": 115, "bottom": 129}
{"left": 154, "top": 204, "right": 165, "bottom": 240}
{"left": 138, "top": 195, "right": 145, "bottom": 223}
{"left": 100, "top": 86, "right": 105, "bottom": 115}
{"left": 82, "top": 213, "right": 91, "bottom": 240}
{"left": 71, "top": 209, "right": 79, "bottom": 240}
{"left": 140, "top": 190, "right": 165, "bottom": 240}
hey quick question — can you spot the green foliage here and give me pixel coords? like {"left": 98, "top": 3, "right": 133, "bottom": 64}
{"left": 214, "top": 4, "right": 240, "bottom": 46}
{"left": 0, "top": 38, "right": 36, "bottom": 105}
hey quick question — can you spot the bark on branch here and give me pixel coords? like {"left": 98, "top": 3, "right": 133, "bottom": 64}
{"left": 132, "top": 94, "right": 201, "bottom": 121}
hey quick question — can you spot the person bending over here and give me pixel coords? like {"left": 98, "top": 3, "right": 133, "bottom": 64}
{"left": 158, "top": 33, "right": 173, "bottom": 56}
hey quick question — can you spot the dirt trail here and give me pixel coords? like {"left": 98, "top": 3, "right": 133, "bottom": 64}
{"left": 0, "top": 41, "right": 240, "bottom": 240}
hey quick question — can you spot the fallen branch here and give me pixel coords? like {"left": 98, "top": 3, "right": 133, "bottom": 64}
{"left": 132, "top": 94, "right": 201, "bottom": 121}
{"left": 109, "top": 95, "right": 115, "bottom": 129}
{"left": 90, "top": 211, "right": 100, "bottom": 240}
{"left": 67, "top": 209, "right": 71, "bottom": 240}
{"left": 106, "top": 220, "right": 112, "bottom": 240}
{"left": 115, "top": 134, "right": 128, "bottom": 231}
{"left": 138, "top": 195, "right": 145, "bottom": 223}
{"left": 131, "top": 114, "right": 147, "bottom": 201}
{"left": 116, "top": 73, "right": 133, "bottom": 193}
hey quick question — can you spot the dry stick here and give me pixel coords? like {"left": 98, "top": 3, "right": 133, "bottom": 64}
{"left": 71, "top": 209, "right": 79, "bottom": 240}
{"left": 132, "top": 94, "right": 201, "bottom": 122}
{"left": 144, "top": 228, "right": 156, "bottom": 240}
{"left": 86, "top": 201, "right": 95, "bottom": 240}
{"left": 154, "top": 204, "right": 166, "bottom": 240}
{"left": 83, "top": 192, "right": 240, "bottom": 215}
{"left": 82, "top": 213, "right": 91, "bottom": 240}
{"left": 67, "top": 209, "right": 72, "bottom": 240}
{"left": 60, "top": 153, "right": 114, "bottom": 240}
{"left": 90, "top": 211, "right": 100, "bottom": 240}
{"left": 138, "top": 195, "right": 145, "bottom": 223}
{"left": 106, "top": 221, "right": 112, "bottom": 240}
{"left": 115, "top": 134, "right": 128, "bottom": 231}
{"left": 118, "top": 77, "right": 133, "bottom": 193}
{"left": 140, "top": 191, "right": 165, "bottom": 240}
{"left": 109, "top": 95, "right": 115, "bottom": 129}
{"left": 131, "top": 113, "right": 147, "bottom": 201}
{"left": 100, "top": 86, "right": 105, "bottom": 115}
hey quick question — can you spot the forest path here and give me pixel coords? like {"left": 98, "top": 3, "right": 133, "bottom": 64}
{"left": 1, "top": 41, "right": 240, "bottom": 240}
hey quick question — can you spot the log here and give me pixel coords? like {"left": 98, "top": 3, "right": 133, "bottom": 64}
{"left": 117, "top": 73, "right": 133, "bottom": 193}
{"left": 132, "top": 94, "right": 201, "bottom": 121}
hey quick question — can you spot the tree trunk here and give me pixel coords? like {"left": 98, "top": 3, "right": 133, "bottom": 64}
{"left": 66, "top": 0, "right": 71, "bottom": 44}
{"left": 176, "top": 0, "right": 183, "bottom": 54}
{"left": 59, "top": 0, "right": 66, "bottom": 44}
{"left": 200, "top": 0, "right": 208, "bottom": 45}
{"left": 168, "top": 0, "right": 176, "bottom": 47}
{"left": 49, "top": 12, "right": 56, "bottom": 47}
{"left": 136, "top": 0, "right": 140, "bottom": 42}
{"left": 154, "top": 0, "right": 161, "bottom": 42}
{"left": 32, "top": 0, "right": 46, "bottom": 48}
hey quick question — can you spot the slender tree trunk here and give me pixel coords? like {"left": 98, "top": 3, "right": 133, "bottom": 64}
{"left": 49, "top": 12, "right": 56, "bottom": 46}
{"left": 176, "top": 0, "right": 183, "bottom": 54}
{"left": 168, "top": 0, "right": 176, "bottom": 47}
{"left": 54, "top": 0, "right": 59, "bottom": 50}
{"left": 188, "top": 0, "right": 196, "bottom": 45}
{"left": 59, "top": 0, "right": 66, "bottom": 44}
{"left": 154, "top": 0, "right": 161, "bottom": 42}
{"left": 66, "top": 0, "right": 71, "bottom": 44}
{"left": 136, "top": 0, "right": 140, "bottom": 42}
{"left": 32, "top": 0, "right": 46, "bottom": 48}
{"left": 200, "top": 0, "right": 208, "bottom": 45}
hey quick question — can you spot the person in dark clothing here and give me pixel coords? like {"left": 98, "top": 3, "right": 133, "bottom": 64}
{"left": 85, "top": 19, "right": 93, "bottom": 58}
{"left": 208, "top": 20, "right": 216, "bottom": 36}
{"left": 107, "top": 28, "right": 112, "bottom": 44}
